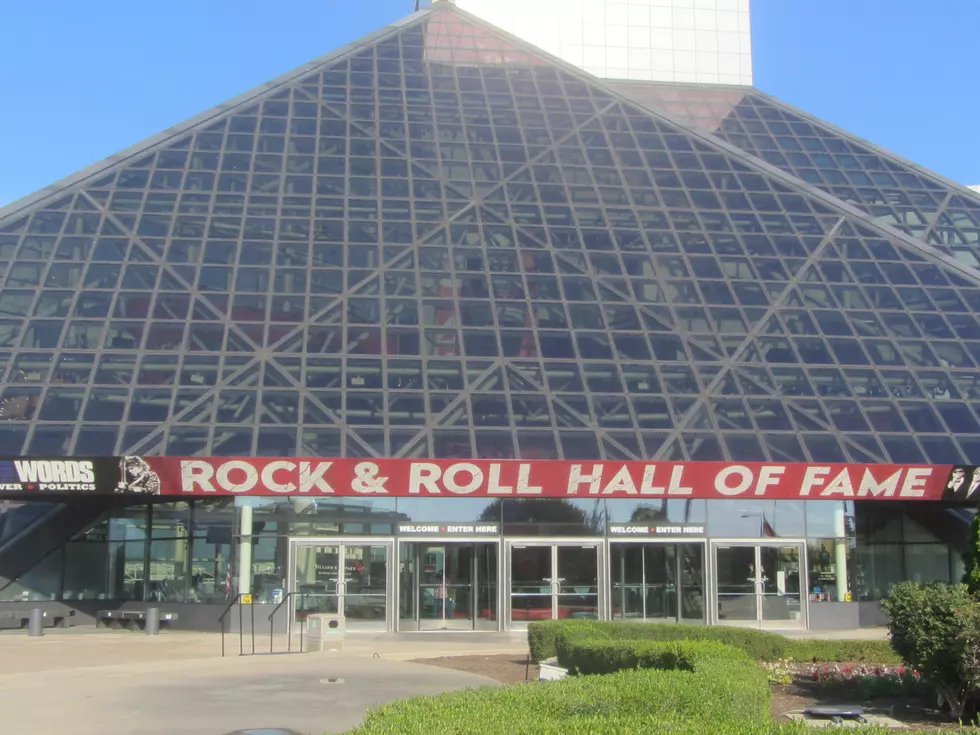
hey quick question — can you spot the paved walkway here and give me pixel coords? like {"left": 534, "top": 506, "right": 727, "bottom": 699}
{"left": 0, "top": 650, "right": 498, "bottom": 735}
{"left": 0, "top": 630, "right": 527, "bottom": 735}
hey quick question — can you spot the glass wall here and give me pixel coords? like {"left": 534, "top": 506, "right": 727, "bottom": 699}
{"left": 0, "top": 496, "right": 967, "bottom": 606}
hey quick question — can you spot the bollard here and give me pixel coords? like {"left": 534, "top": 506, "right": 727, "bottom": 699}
{"left": 145, "top": 607, "right": 160, "bottom": 636}
{"left": 27, "top": 608, "right": 44, "bottom": 637}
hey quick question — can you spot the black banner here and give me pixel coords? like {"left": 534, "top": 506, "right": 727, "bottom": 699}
{"left": 0, "top": 457, "right": 161, "bottom": 496}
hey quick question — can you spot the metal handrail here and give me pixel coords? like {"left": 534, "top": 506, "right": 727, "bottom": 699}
{"left": 267, "top": 592, "right": 308, "bottom": 654}
{"left": 218, "top": 593, "right": 255, "bottom": 658}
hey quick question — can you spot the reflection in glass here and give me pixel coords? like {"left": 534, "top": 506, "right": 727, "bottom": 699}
{"left": 715, "top": 545, "right": 757, "bottom": 623}
{"left": 0, "top": 547, "right": 63, "bottom": 602}
{"left": 399, "top": 543, "right": 494, "bottom": 631}
{"left": 295, "top": 544, "right": 341, "bottom": 618}
{"left": 759, "top": 546, "right": 802, "bottom": 623}
{"left": 610, "top": 543, "right": 704, "bottom": 623}
{"left": 707, "top": 499, "right": 805, "bottom": 538}
{"left": 293, "top": 543, "right": 388, "bottom": 628}
{"left": 499, "top": 498, "right": 605, "bottom": 536}
{"left": 606, "top": 499, "right": 707, "bottom": 526}
{"left": 509, "top": 546, "right": 552, "bottom": 622}
{"left": 397, "top": 498, "right": 499, "bottom": 524}
{"left": 555, "top": 545, "right": 599, "bottom": 619}
{"left": 805, "top": 501, "right": 855, "bottom": 538}
{"left": 244, "top": 496, "right": 402, "bottom": 536}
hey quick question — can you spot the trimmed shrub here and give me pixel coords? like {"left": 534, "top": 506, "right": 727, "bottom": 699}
{"left": 882, "top": 581, "right": 980, "bottom": 720}
{"left": 348, "top": 637, "right": 928, "bottom": 735}
{"left": 783, "top": 639, "right": 901, "bottom": 664}
{"left": 528, "top": 620, "right": 899, "bottom": 664}
{"left": 350, "top": 640, "right": 770, "bottom": 735}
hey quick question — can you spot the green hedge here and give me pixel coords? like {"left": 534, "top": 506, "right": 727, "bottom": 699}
{"left": 527, "top": 620, "right": 900, "bottom": 664}
{"left": 350, "top": 639, "right": 770, "bottom": 734}
{"left": 348, "top": 637, "right": 918, "bottom": 735}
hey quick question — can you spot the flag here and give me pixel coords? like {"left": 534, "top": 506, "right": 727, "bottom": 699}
{"left": 762, "top": 517, "right": 777, "bottom": 537}
{"left": 225, "top": 562, "right": 232, "bottom": 595}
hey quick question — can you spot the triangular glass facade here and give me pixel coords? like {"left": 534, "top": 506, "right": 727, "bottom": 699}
{"left": 1, "top": 4, "right": 980, "bottom": 466}
{"left": 609, "top": 81, "right": 980, "bottom": 269}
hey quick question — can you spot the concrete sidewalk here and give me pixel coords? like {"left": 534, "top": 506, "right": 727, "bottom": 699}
{"left": 0, "top": 650, "right": 498, "bottom": 735}
{"left": 0, "top": 629, "right": 530, "bottom": 676}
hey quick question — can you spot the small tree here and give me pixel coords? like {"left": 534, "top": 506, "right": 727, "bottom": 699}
{"left": 882, "top": 581, "right": 980, "bottom": 721}
{"left": 963, "top": 515, "right": 980, "bottom": 595}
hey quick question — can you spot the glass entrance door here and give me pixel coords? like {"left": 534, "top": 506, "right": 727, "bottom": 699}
{"left": 506, "top": 542, "right": 601, "bottom": 628}
{"left": 610, "top": 542, "right": 705, "bottom": 623}
{"left": 291, "top": 540, "right": 391, "bottom": 631}
{"left": 398, "top": 542, "right": 499, "bottom": 631}
{"left": 714, "top": 543, "right": 805, "bottom": 629}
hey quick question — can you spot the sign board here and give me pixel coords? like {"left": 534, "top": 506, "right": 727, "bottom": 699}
{"left": 608, "top": 524, "right": 706, "bottom": 537}
{"left": 240, "top": 594, "right": 253, "bottom": 605}
{"left": 0, "top": 455, "right": 978, "bottom": 503}
{"left": 397, "top": 523, "right": 500, "bottom": 536}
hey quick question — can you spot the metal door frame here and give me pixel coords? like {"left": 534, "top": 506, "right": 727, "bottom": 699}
{"left": 394, "top": 538, "right": 503, "bottom": 633}
{"left": 607, "top": 539, "right": 708, "bottom": 624}
{"left": 287, "top": 537, "right": 396, "bottom": 633}
{"left": 708, "top": 539, "right": 808, "bottom": 630}
{"left": 503, "top": 538, "right": 606, "bottom": 631}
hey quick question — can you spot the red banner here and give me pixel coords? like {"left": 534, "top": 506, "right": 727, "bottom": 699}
{"left": 136, "top": 457, "right": 976, "bottom": 502}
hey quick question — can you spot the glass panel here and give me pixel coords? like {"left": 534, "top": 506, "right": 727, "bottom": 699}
{"left": 707, "top": 499, "right": 805, "bottom": 538}
{"left": 555, "top": 546, "right": 599, "bottom": 620}
{"left": 294, "top": 544, "right": 341, "bottom": 622}
{"left": 107, "top": 540, "right": 146, "bottom": 600}
{"left": 807, "top": 538, "right": 853, "bottom": 603}
{"left": 679, "top": 543, "right": 705, "bottom": 623}
{"left": 510, "top": 545, "right": 553, "bottom": 622}
{"left": 476, "top": 542, "right": 498, "bottom": 628}
{"left": 63, "top": 540, "right": 108, "bottom": 602}
{"left": 715, "top": 545, "right": 757, "bottom": 623}
{"left": 0, "top": 547, "right": 63, "bottom": 602}
{"left": 342, "top": 544, "right": 388, "bottom": 625}
{"left": 147, "top": 538, "right": 188, "bottom": 602}
{"left": 398, "top": 543, "right": 418, "bottom": 629}
{"left": 759, "top": 546, "right": 803, "bottom": 623}
{"left": 610, "top": 543, "right": 675, "bottom": 622}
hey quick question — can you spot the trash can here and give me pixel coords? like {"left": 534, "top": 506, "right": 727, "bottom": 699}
{"left": 305, "top": 614, "right": 345, "bottom": 652}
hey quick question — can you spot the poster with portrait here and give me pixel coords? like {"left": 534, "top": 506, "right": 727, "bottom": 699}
{"left": 943, "top": 466, "right": 980, "bottom": 502}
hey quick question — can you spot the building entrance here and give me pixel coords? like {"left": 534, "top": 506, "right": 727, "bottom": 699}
{"left": 398, "top": 541, "right": 499, "bottom": 631}
{"left": 609, "top": 542, "right": 706, "bottom": 623}
{"left": 505, "top": 541, "right": 603, "bottom": 629}
{"left": 713, "top": 543, "right": 806, "bottom": 629}
{"left": 290, "top": 539, "right": 393, "bottom": 631}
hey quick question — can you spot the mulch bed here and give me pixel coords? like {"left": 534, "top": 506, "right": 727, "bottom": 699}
{"left": 410, "top": 653, "right": 538, "bottom": 684}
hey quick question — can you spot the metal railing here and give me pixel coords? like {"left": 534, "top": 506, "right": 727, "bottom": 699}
{"left": 218, "top": 593, "right": 255, "bottom": 658}
{"left": 267, "top": 592, "right": 308, "bottom": 654}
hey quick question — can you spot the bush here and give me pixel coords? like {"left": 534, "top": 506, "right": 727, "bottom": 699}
{"left": 882, "top": 581, "right": 980, "bottom": 720}
{"left": 351, "top": 640, "right": 770, "bottom": 734}
{"left": 784, "top": 638, "right": 901, "bottom": 664}
{"left": 527, "top": 620, "right": 900, "bottom": 664}
{"left": 348, "top": 636, "right": 931, "bottom": 735}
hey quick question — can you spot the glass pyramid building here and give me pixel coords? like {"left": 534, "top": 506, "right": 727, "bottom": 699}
{"left": 2, "top": 3, "right": 980, "bottom": 468}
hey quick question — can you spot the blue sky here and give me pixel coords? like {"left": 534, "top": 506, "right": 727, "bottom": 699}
{"left": 1, "top": 0, "right": 977, "bottom": 208}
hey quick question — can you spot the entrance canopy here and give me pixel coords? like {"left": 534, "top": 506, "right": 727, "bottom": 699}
{"left": 0, "top": 455, "right": 975, "bottom": 503}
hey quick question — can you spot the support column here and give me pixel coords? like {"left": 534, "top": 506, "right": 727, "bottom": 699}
{"left": 238, "top": 505, "right": 253, "bottom": 597}
{"left": 833, "top": 504, "right": 848, "bottom": 602}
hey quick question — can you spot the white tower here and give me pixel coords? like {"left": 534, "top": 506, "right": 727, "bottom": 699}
{"left": 449, "top": 0, "right": 752, "bottom": 85}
